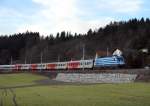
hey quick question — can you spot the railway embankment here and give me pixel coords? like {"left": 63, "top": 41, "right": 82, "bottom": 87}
{"left": 54, "top": 73, "right": 137, "bottom": 83}
{"left": 51, "top": 69, "right": 150, "bottom": 83}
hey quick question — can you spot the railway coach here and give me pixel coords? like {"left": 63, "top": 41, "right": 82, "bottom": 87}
{"left": 46, "top": 63, "right": 56, "bottom": 70}
{"left": 20, "top": 64, "right": 30, "bottom": 70}
{"left": 67, "top": 60, "right": 93, "bottom": 69}
{"left": 45, "top": 62, "right": 67, "bottom": 70}
{"left": 0, "top": 65, "right": 15, "bottom": 70}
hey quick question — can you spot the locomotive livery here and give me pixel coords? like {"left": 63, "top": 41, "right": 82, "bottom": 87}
{"left": 0, "top": 49, "right": 125, "bottom": 72}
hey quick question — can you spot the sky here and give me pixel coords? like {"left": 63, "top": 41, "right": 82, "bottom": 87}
{"left": 0, "top": 0, "right": 149, "bottom": 36}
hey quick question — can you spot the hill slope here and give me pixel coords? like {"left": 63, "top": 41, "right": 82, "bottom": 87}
{"left": 0, "top": 18, "right": 149, "bottom": 67}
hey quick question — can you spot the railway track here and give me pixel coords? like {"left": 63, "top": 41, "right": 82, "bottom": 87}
{"left": 0, "top": 68, "right": 149, "bottom": 74}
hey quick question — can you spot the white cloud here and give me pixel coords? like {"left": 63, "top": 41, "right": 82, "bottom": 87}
{"left": 30, "top": 0, "right": 142, "bottom": 35}
{"left": 97, "top": 0, "right": 142, "bottom": 13}
{"left": 25, "top": 0, "right": 115, "bottom": 35}
{"left": 33, "top": 0, "right": 77, "bottom": 18}
{"left": 31, "top": 0, "right": 81, "bottom": 34}
{"left": 5, "top": 0, "right": 143, "bottom": 35}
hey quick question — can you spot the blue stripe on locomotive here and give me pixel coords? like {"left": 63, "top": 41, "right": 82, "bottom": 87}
{"left": 94, "top": 56, "right": 125, "bottom": 67}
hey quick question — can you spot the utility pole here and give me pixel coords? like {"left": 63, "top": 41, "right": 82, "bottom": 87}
{"left": 41, "top": 52, "right": 43, "bottom": 64}
{"left": 58, "top": 55, "right": 60, "bottom": 62}
{"left": 25, "top": 56, "right": 27, "bottom": 64}
{"left": 40, "top": 52, "right": 43, "bottom": 72}
{"left": 10, "top": 56, "right": 13, "bottom": 65}
{"left": 107, "top": 47, "right": 109, "bottom": 56}
{"left": 46, "top": 46, "right": 48, "bottom": 62}
{"left": 30, "top": 55, "right": 32, "bottom": 64}
{"left": 82, "top": 44, "right": 85, "bottom": 71}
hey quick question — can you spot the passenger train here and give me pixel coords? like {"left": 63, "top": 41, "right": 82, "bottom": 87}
{"left": 0, "top": 49, "right": 125, "bottom": 72}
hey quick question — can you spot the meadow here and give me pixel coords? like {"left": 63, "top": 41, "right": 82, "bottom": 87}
{"left": 0, "top": 73, "right": 150, "bottom": 106}
{"left": 0, "top": 73, "right": 48, "bottom": 87}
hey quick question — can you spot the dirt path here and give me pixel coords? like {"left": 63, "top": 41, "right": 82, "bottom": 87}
{"left": 9, "top": 89, "right": 18, "bottom": 106}
{"left": 0, "top": 78, "right": 99, "bottom": 90}
{"left": 0, "top": 89, "right": 19, "bottom": 106}
{"left": 0, "top": 98, "right": 3, "bottom": 106}
{"left": 0, "top": 79, "right": 72, "bottom": 90}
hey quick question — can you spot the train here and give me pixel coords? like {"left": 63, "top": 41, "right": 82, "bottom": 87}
{"left": 0, "top": 49, "right": 125, "bottom": 72}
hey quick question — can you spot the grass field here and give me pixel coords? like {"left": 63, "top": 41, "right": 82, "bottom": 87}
{"left": 0, "top": 73, "right": 150, "bottom": 106}
{"left": 0, "top": 73, "right": 48, "bottom": 87}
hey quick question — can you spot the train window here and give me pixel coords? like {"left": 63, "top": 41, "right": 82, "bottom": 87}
{"left": 118, "top": 57, "right": 123, "bottom": 62}
{"left": 86, "top": 62, "right": 88, "bottom": 65}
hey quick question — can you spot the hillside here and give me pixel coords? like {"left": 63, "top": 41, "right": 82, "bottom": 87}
{"left": 0, "top": 18, "right": 149, "bottom": 68}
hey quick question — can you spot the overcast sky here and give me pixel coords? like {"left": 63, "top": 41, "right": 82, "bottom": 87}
{"left": 0, "top": 0, "right": 149, "bottom": 35}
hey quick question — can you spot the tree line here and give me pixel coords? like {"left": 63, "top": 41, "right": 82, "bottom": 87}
{"left": 0, "top": 18, "right": 149, "bottom": 68}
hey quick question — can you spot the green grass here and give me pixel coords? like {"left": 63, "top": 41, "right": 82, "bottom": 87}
{"left": 0, "top": 73, "right": 48, "bottom": 87}
{"left": 11, "top": 83, "right": 149, "bottom": 106}
{"left": 0, "top": 73, "right": 150, "bottom": 106}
